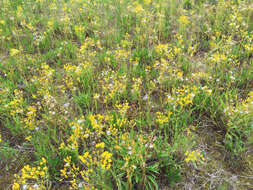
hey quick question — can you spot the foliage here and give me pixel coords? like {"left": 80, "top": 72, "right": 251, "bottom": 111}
{"left": 0, "top": 0, "right": 252, "bottom": 189}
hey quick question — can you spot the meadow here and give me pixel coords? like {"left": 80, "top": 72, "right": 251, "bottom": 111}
{"left": 0, "top": 0, "right": 252, "bottom": 189}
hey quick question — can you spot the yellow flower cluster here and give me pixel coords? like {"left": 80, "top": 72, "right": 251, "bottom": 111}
{"left": 224, "top": 91, "right": 253, "bottom": 116}
{"left": 31, "top": 63, "right": 55, "bottom": 93}
{"left": 59, "top": 117, "right": 87, "bottom": 151}
{"left": 115, "top": 101, "right": 130, "bottom": 117}
{"left": 179, "top": 15, "right": 190, "bottom": 25}
{"left": 101, "top": 71, "right": 127, "bottom": 103}
{"left": 113, "top": 132, "right": 154, "bottom": 185}
{"left": 60, "top": 114, "right": 120, "bottom": 153}
{"left": 133, "top": 2, "right": 144, "bottom": 14}
{"left": 13, "top": 158, "right": 49, "bottom": 190}
{"left": 120, "top": 38, "right": 132, "bottom": 49}
{"left": 184, "top": 150, "right": 205, "bottom": 163}
{"left": 89, "top": 114, "right": 104, "bottom": 136}
{"left": 210, "top": 52, "right": 227, "bottom": 64}
{"left": 172, "top": 85, "right": 198, "bottom": 106}
{"left": 60, "top": 156, "right": 81, "bottom": 188}
{"left": 79, "top": 38, "right": 101, "bottom": 59}
{"left": 63, "top": 76, "right": 74, "bottom": 90}
{"left": 74, "top": 25, "right": 85, "bottom": 34}
{"left": 10, "top": 48, "right": 20, "bottom": 56}
{"left": 23, "top": 106, "right": 37, "bottom": 130}
{"left": 64, "top": 61, "right": 92, "bottom": 85}
{"left": 156, "top": 112, "right": 172, "bottom": 125}
{"left": 99, "top": 151, "right": 112, "bottom": 170}
{"left": 8, "top": 89, "right": 24, "bottom": 116}
{"left": 114, "top": 49, "right": 131, "bottom": 62}
{"left": 80, "top": 38, "right": 95, "bottom": 53}
{"left": 41, "top": 63, "right": 55, "bottom": 83}
{"left": 167, "top": 85, "right": 211, "bottom": 107}
{"left": 95, "top": 142, "right": 105, "bottom": 149}
{"left": 61, "top": 144, "right": 112, "bottom": 188}
{"left": 132, "top": 77, "right": 142, "bottom": 95}
{"left": 154, "top": 43, "right": 170, "bottom": 57}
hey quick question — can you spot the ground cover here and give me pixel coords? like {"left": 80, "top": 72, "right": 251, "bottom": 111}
{"left": 0, "top": 0, "right": 252, "bottom": 189}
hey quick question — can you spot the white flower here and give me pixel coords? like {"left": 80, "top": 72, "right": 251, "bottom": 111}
{"left": 64, "top": 103, "right": 70, "bottom": 108}
{"left": 230, "top": 76, "right": 235, "bottom": 80}
{"left": 23, "top": 184, "right": 27, "bottom": 190}
{"left": 78, "top": 182, "right": 84, "bottom": 188}
{"left": 77, "top": 119, "right": 84, "bottom": 123}
{"left": 33, "top": 184, "right": 39, "bottom": 189}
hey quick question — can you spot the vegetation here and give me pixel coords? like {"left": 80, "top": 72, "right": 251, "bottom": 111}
{"left": 0, "top": 0, "right": 252, "bottom": 189}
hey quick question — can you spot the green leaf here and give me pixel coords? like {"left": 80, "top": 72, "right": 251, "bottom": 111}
{"left": 147, "top": 175, "right": 158, "bottom": 190}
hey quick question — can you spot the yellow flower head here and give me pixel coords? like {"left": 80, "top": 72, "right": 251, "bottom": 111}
{"left": 10, "top": 49, "right": 20, "bottom": 56}
{"left": 179, "top": 15, "right": 190, "bottom": 25}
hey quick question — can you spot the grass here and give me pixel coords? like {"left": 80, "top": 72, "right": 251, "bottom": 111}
{"left": 0, "top": 0, "right": 253, "bottom": 189}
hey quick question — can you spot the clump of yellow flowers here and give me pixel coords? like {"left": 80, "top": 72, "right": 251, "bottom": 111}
{"left": 12, "top": 158, "right": 49, "bottom": 190}
{"left": 0, "top": 0, "right": 252, "bottom": 189}
{"left": 23, "top": 106, "right": 37, "bottom": 130}
{"left": 185, "top": 150, "right": 205, "bottom": 163}
{"left": 10, "top": 48, "right": 20, "bottom": 56}
{"left": 156, "top": 111, "right": 172, "bottom": 125}
{"left": 171, "top": 85, "right": 198, "bottom": 107}
{"left": 178, "top": 15, "right": 190, "bottom": 25}
{"left": 60, "top": 142, "right": 112, "bottom": 189}
{"left": 8, "top": 89, "right": 24, "bottom": 117}
{"left": 100, "top": 71, "right": 128, "bottom": 103}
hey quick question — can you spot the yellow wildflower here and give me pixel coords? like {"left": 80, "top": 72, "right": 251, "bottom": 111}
{"left": 25, "top": 136, "right": 32, "bottom": 141}
{"left": 144, "top": 0, "right": 151, "bottom": 5}
{"left": 179, "top": 15, "right": 190, "bottom": 25}
{"left": 10, "top": 49, "right": 20, "bottom": 56}
{"left": 185, "top": 150, "right": 205, "bottom": 163}
{"left": 96, "top": 142, "right": 105, "bottom": 149}
{"left": 12, "top": 182, "right": 20, "bottom": 190}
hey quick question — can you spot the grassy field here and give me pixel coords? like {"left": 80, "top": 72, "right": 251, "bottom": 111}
{"left": 0, "top": 0, "right": 253, "bottom": 189}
